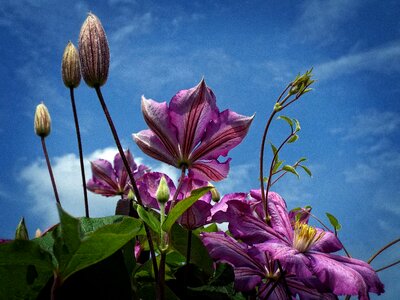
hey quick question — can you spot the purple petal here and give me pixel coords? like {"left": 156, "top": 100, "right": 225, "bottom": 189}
{"left": 226, "top": 200, "right": 284, "bottom": 244}
{"left": 201, "top": 232, "right": 264, "bottom": 288}
{"left": 169, "top": 79, "right": 218, "bottom": 157}
{"left": 133, "top": 129, "right": 177, "bottom": 166}
{"left": 178, "top": 200, "right": 213, "bottom": 230}
{"left": 87, "top": 178, "right": 121, "bottom": 197}
{"left": 88, "top": 159, "right": 120, "bottom": 195}
{"left": 141, "top": 96, "right": 180, "bottom": 158}
{"left": 210, "top": 192, "right": 249, "bottom": 223}
{"left": 267, "top": 192, "right": 294, "bottom": 242}
{"left": 189, "top": 158, "right": 231, "bottom": 181}
{"left": 289, "top": 207, "right": 312, "bottom": 226}
{"left": 191, "top": 109, "right": 254, "bottom": 161}
{"left": 310, "top": 229, "right": 342, "bottom": 253}
{"left": 308, "top": 252, "right": 384, "bottom": 299}
{"left": 113, "top": 150, "right": 135, "bottom": 192}
{"left": 256, "top": 242, "right": 313, "bottom": 278}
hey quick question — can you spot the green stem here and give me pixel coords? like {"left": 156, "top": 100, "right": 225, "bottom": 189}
{"left": 41, "top": 137, "right": 61, "bottom": 205}
{"left": 69, "top": 87, "right": 89, "bottom": 217}
{"left": 368, "top": 237, "right": 400, "bottom": 264}
{"left": 94, "top": 86, "right": 158, "bottom": 279}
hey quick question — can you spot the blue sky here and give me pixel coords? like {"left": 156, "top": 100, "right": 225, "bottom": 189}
{"left": 0, "top": 0, "right": 399, "bottom": 298}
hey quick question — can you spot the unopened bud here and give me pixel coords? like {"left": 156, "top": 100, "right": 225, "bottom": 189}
{"left": 127, "top": 189, "right": 135, "bottom": 201}
{"left": 35, "top": 228, "right": 42, "bottom": 238}
{"left": 62, "top": 41, "right": 81, "bottom": 88}
{"left": 156, "top": 176, "right": 170, "bottom": 204}
{"left": 78, "top": 13, "right": 110, "bottom": 88}
{"left": 34, "top": 103, "right": 51, "bottom": 137}
{"left": 209, "top": 184, "right": 220, "bottom": 202}
{"left": 15, "top": 217, "right": 29, "bottom": 240}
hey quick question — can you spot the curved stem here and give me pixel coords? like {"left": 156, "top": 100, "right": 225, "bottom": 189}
{"left": 69, "top": 87, "right": 89, "bottom": 217}
{"left": 259, "top": 111, "right": 277, "bottom": 220}
{"left": 156, "top": 252, "right": 166, "bottom": 300}
{"left": 376, "top": 259, "right": 400, "bottom": 273}
{"left": 41, "top": 137, "right": 61, "bottom": 205}
{"left": 368, "top": 237, "right": 400, "bottom": 264}
{"left": 94, "top": 86, "right": 158, "bottom": 279}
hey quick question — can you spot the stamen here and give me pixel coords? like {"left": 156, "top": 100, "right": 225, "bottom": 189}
{"left": 293, "top": 221, "right": 324, "bottom": 252}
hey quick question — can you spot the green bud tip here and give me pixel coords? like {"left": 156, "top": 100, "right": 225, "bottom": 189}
{"left": 156, "top": 176, "right": 170, "bottom": 204}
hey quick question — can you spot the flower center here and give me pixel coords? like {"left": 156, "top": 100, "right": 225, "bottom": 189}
{"left": 293, "top": 221, "right": 324, "bottom": 252}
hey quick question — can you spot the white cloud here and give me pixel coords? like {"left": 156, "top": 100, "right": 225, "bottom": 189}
{"left": 343, "top": 163, "right": 377, "bottom": 183}
{"left": 316, "top": 42, "right": 400, "bottom": 80}
{"left": 19, "top": 147, "right": 179, "bottom": 230}
{"left": 214, "top": 163, "right": 255, "bottom": 196}
{"left": 110, "top": 12, "right": 153, "bottom": 43}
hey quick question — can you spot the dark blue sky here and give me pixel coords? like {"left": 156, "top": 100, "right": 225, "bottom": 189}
{"left": 0, "top": 1, "right": 399, "bottom": 298}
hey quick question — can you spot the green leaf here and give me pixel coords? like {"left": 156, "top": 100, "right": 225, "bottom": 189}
{"left": 54, "top": 206, "right": 144, "bottom": 282}
{"left": 170, "top": 224, "right": 213, "bottom": 276}
{"left": 0, "top": 240, "right": 53, "bottom": 299}
{"left": 162, "top": 187, "right": 212, "bottom": 232}
{"left": 136, "top": 205, "right": 161, "bottom": 234}
{"left": 300, "top": 165, "right": 312, "bottom": 177}
{"left": 80, "top": 215, "right": 126, "bottom": 234}
{"left": 298, "top": 157, "right": 307, "bottom": 163}
{"left": 282, "top": 165, "right": 299, "bottom": 178}
{"left": 294, "top": 119, "right": 301, "bottom": 132}
{"left": 277, "top": 115, "right": 293, "bottom": 129}
{"left": 287, "top": 134, "right": 299, "bottom": 143}
{"left": 270, "top": 143, "right": 278, "bottom": 157}
{"left": 326, "top": 213, "right": 342, "bottom": 231}
{"left": 272, "top": 159, "right": 284, "bottom": 174}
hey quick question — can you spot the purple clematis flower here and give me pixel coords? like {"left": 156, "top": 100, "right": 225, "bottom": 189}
{"left": 201, "top": 231, "right": 337, "bottom": 300}
{"left": 133, "top": 79, "right": 254, "bottom": 182}
{"left": 223, "top": 190, "right": 384, "bottom": 299}
{"left": 137, "top": 172, "right": 212, "bottom": 230}
{"left": 87, "top": 150, "right": 148, "bottom": 197}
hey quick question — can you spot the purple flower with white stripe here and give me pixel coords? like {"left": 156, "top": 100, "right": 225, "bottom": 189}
{"left": 133, "top": 79, "right": 254, "bottom": 181}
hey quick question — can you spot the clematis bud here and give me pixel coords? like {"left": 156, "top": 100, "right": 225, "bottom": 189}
{"left": 35, "top": 228, "right": 42, "bottom": 238}
{"left": 34, "top": 103, "right": 51, "bottom": 137}
{"left": 209, "top": 184, "right": 220, "bottom": 202}
{"left": 15, "top": 217, "right": 29, "bottom": 240}
{"left": 156, "top": 176, "right": 170, "bottom": 204}
{"left": 78, "top": 13, "right": 110, "bottom": 88}
{"left": 61, "top": 41, "right": 81, "bottom": 88}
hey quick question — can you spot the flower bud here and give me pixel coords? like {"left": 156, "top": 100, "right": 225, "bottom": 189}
{"left": 15, "top": 217, "right": 29, "bottom": 240}
{"left": 62, "top": 41, "right": 81, "bottom": 88}
{"left": 35, "top": 228, "right": 42, "bottom": 238}
{"left": 127, "top": 189, "right": 135, "bottom": 201}
{"left": 156, "top": 176, "right": 170, "bottom": 204}
{"left": 34, "top": 103, "right": 51, "bottom": 137}
{"left": 78, "top": 13, "right": 110, "bottom": 88}
{"left": 208, "top": 184, "right": 220, "bottom": 202}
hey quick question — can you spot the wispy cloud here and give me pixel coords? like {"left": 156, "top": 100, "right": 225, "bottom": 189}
{"left": 295, "top": 0, "right": 362, "bottom": 44}
{"left": 316, "top": 42, "right": 400, "bottom": 80}
{"left": 214, "top": 163, "right": 256, "bottom": 195}
{"left": 331, "top": 109, "right": 400, "bottom": 141}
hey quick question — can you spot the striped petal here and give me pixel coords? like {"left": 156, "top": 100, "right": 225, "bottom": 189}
{"left": 191, "top": 109, "right": 254, "bottom": 161}
{"left": 169, "top": 79, "right": 218, "bottom": 157}
{"left": 189, "top": 158, "right": 231, "bottom": 181}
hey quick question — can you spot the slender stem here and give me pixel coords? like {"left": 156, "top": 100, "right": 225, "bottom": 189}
{"left": 186, "top": 230, "right": 192, "bottom": 266}
{"left": 50, "top": 272, "right": 61, "bottom": 300}
{"left": 376, "top": 259, "right": 400, "bottom": 273}
{"left": 368, "top": 238, "right": 400, "bottom": 264}
{"left": 94, "top": 86, "right": 158, "bottom": 278}
{"left": 41, "top": 137, "right": 61, "bottom": 205}
{"left": 69, "top": 87, "right": 89, "bottom": 217}
{"left": 157, "top": 252, "right": 166, "bottom": 300}
{"left": 259, "top": 111, "right": 277, "bottom": 220}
